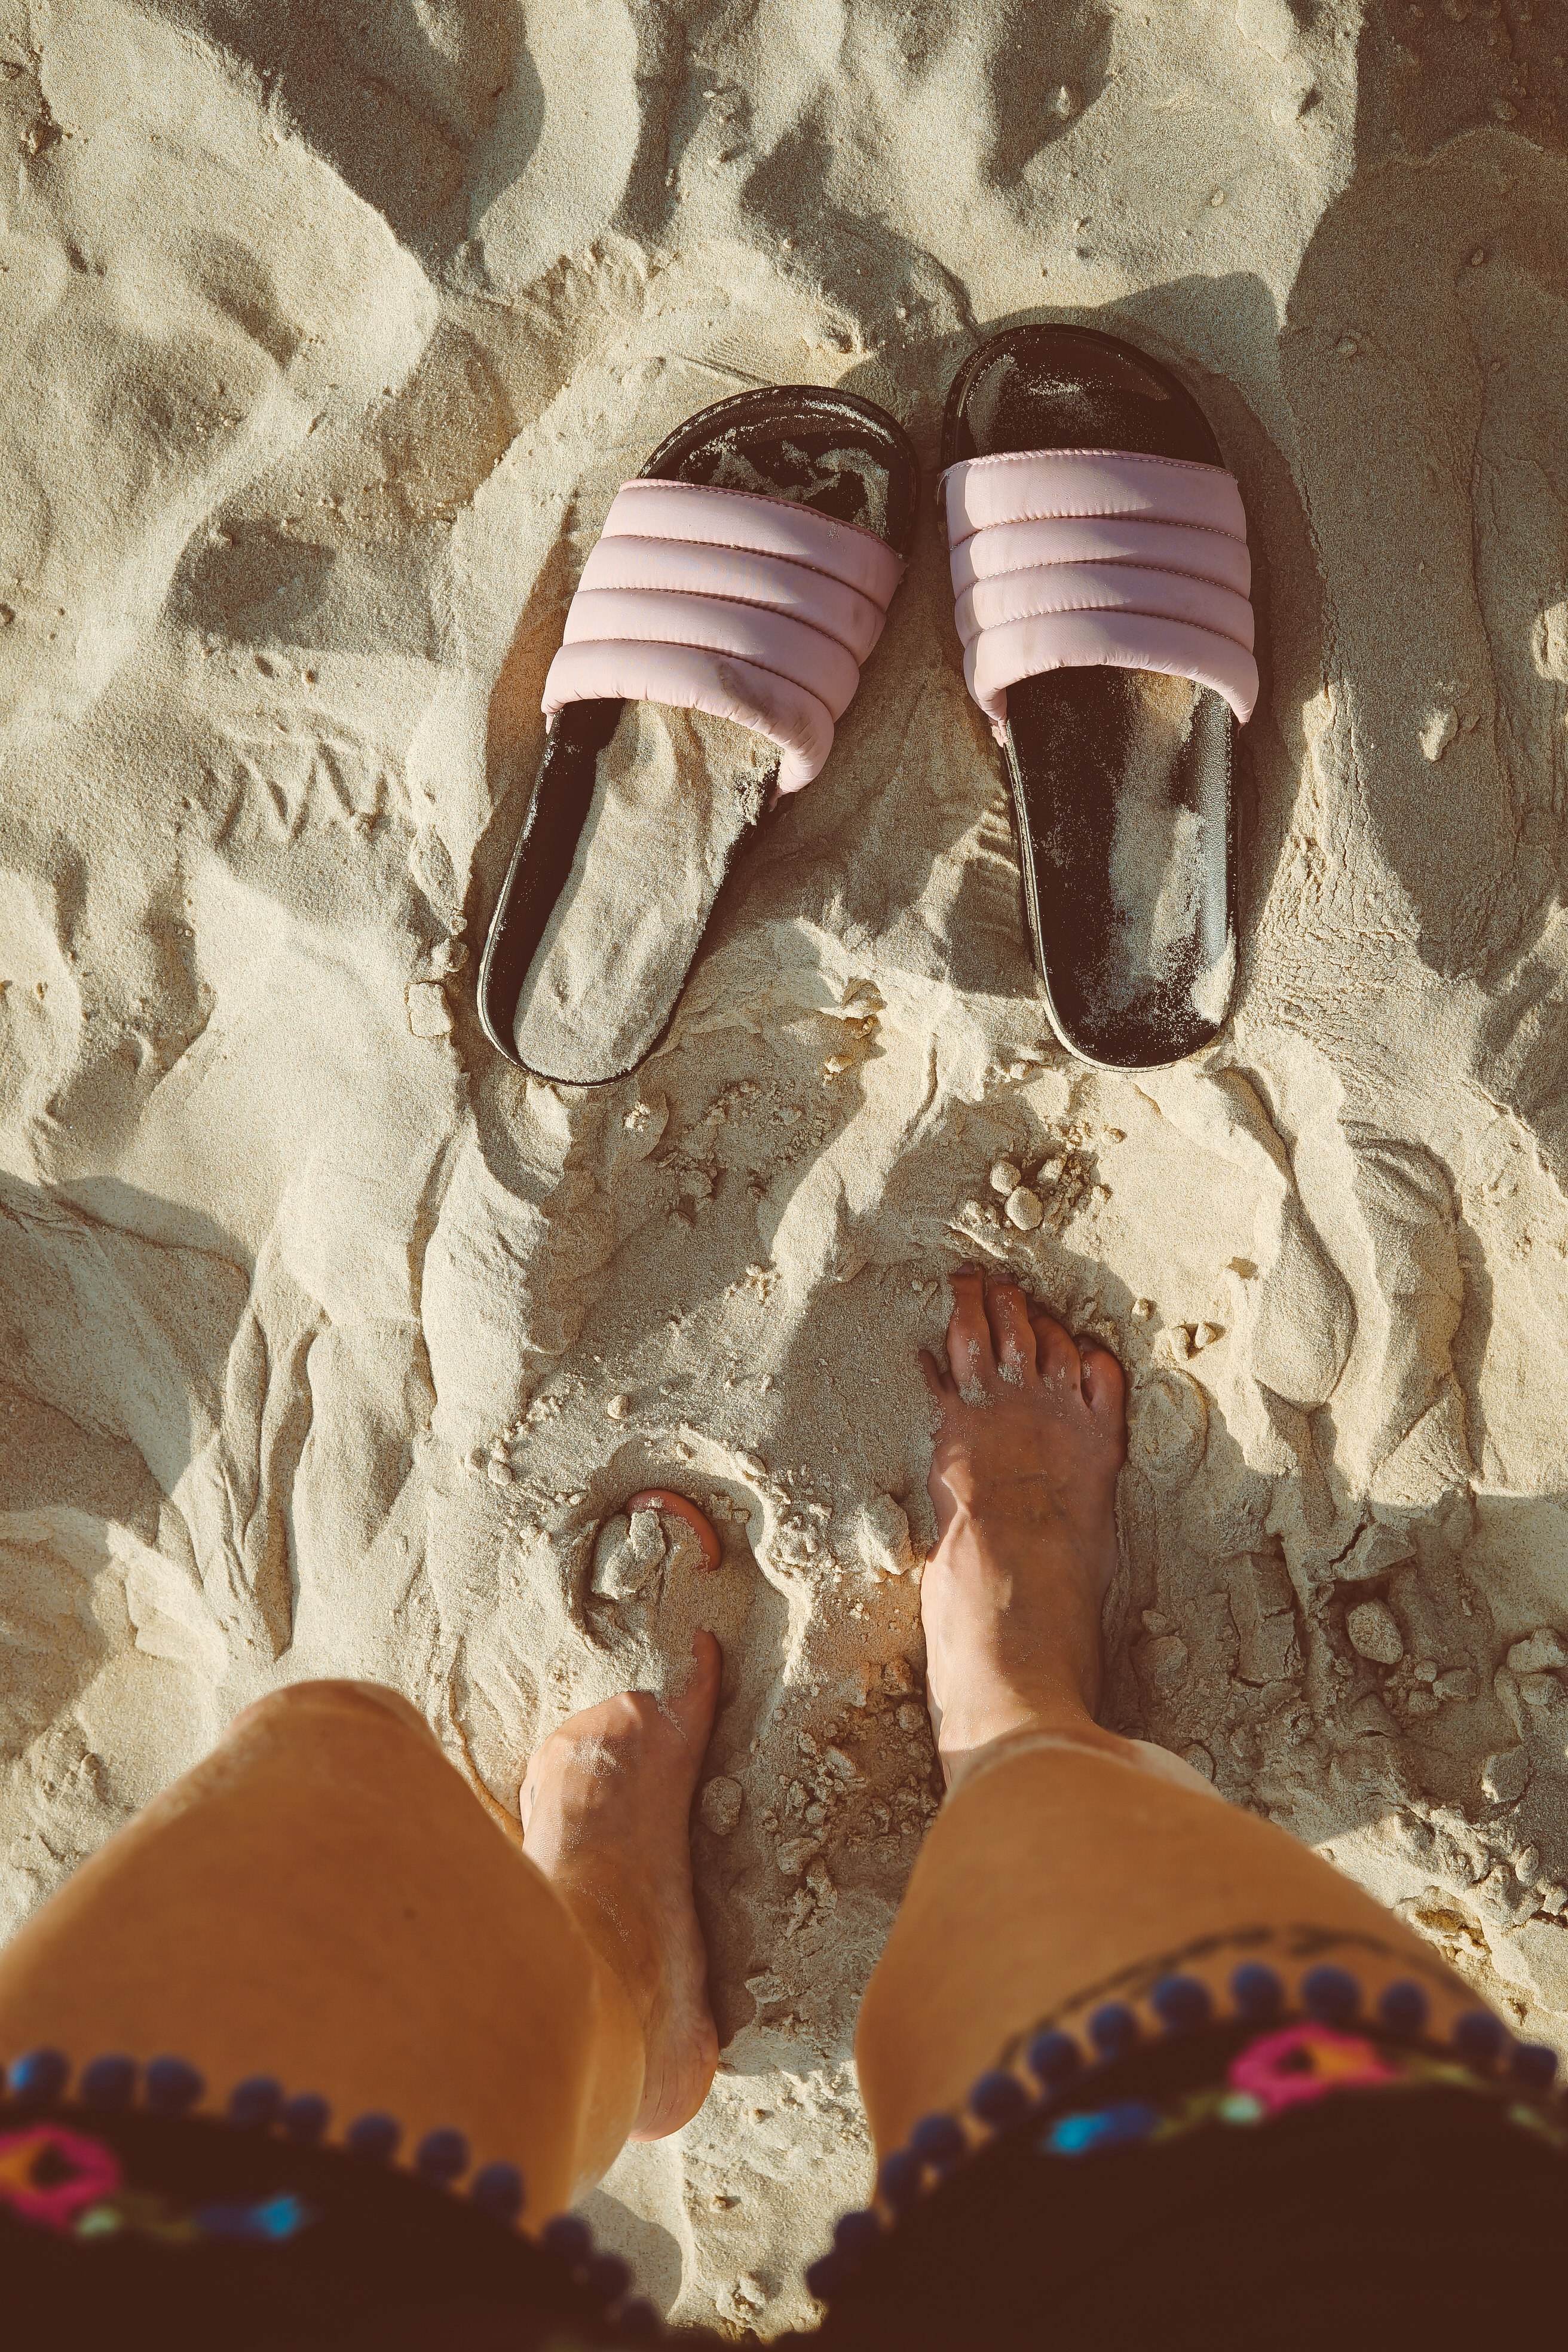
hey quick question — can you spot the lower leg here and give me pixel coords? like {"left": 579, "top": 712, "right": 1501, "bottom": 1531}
{"left": 0, "top": 1648, "right": 719, "bottom": 2209}
{"left": 857, "top": 1270, "right": 1471, "bottom": 2150}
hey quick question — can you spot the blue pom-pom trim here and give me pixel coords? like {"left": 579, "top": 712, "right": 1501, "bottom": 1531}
{"left": 588, "top": 2251, "right": 632, "bottom": 2302}
{"left": 1376, "top": 1980, "right": 1429, "bottom": 2036}
{"left": 877, "top": 2148, "right": 923, "bottom": 2210}
{"left": 1152, "top": 1973, "right": 1212, "bottom": 2032}
{"left": 468, "top": 2160, "right": 525, "bottom": 2222}
{"left": 347, "top": 2112, "right": 402, "bottom": 2163}
{"left": 806, "top": 2252, "right": 846, "bottom": 2302}
{"left": 415, "top": 2126, "right": 469, "bottom": 2183}
{"left": 145, "top": 2056, "right": 204, "bottom": 2116}
{"left": 1453, "top": 2010, "right": 1506, "bottom": 2064}
{"left": 1230, "top": 1962, "right": 1284, "bottom": 2021}
{"left": 8, "top": 2048, "right": 70, "bottom": 2107}
{"left": 1026, "top": 2029, "right": 1082, "bottom": 2091}
{"left": 281, "top": 2091, "right": 329, "bottom": 2145}
{"left": 1088, "top": 2002, "right": 1140, "bottom": 2060}
{"left": 969, "top": 2068, "right": 1030, "bottom": 2129}
{"left": 81, "top": 2054, "right": 137, "bottom": 2111}
{"left": 834, "top": 2208, "right": 881, "bottom": 2257}
{"left": 1510, "top": 2042, "right": 1558, "bottom": 2091}
{"left": 908, "top": 2111, "right": 966, "bottom": 2169}
{"left": 543, "top": 2213, "right": 594, "bottom": 2267}
{"left": 1301, "top": 1965, "right": 1361, "bottom": 2025}
{"left": 227, "top": 2075, "right": 283, "bottom": 2128}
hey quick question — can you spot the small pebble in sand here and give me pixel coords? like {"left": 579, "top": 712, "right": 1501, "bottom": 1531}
{"left": 605, "top": 1394, "right": 631, "bottom": 1420}
{"left": 989, "top": 1159, "right": 1022, "bottom": 1196}
{"left": 1131, "top": 1298, "right": 1154, "bottom": 1321}
{"left": 1004, "top": 1185, "right": 1044, "bottom": 1230}
{"left": 1433, "top": 1668, "right": 1477, "bottom": 1701}
{"left": 1481, "top": 1748, "right": 1530, "bottom": 1803}
{"left": 1519, "top": 1672, "right": 1561, "bottom": 1708}
{"left": 896, "top": 1702, "right": 925, "bottom": 1735}
{"left": 699, "top": 1777, "right": 744, "bottom": 1836}
{"left": 405, "top": 981, "right": 452, "bottom": 1038}
{"left": 487, "top": 1459, "right": 513, "bottom": 1487}
{"left": 859, "top": 1493, "right": 915, "bottom": 1576}
{"left": 1191, "top": 1322, "right": 1223, "bottom": 1350}
{"left": 1515, "top": 1844, "right": 1542, "bottom": 1884}
{"left": 1542, "top": 1885, "right": 1568, "bottom": 1917}
{"left": 1347, "top": 1599, "right": 1404, "bottom": 1665}
{"left": 1508, "top": 1628, "right": 1568, "bottom": 1673}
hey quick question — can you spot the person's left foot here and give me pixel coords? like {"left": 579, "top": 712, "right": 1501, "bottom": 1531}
{"left": 522, "top": 1633, "right": 721, "bottom": 2140}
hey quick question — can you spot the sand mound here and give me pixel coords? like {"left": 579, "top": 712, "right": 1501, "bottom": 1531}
{"left": 5, "top": 0, "right": 1568, "bottom": 2326}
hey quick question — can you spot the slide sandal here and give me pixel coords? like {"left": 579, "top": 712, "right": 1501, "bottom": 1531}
{"left": 940, "top": 323, "right": 1258, "bottom": 1070}
{"left": 479, "top": 387, "right": 918, "bottom": 1082}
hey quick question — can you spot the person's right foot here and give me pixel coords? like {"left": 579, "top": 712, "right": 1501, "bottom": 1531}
{"left": 918, "top": 1267, "right": 1128, "bottom": 1782}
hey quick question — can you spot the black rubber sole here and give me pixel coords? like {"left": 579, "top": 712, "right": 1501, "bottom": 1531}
{"left": 477, "top": 386, "right": 919, "bottom": 1080}
{"left": 941, "top": 323, "right": 1239, "bottom": 1071}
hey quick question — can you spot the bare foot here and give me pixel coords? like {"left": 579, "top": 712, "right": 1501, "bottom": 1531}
{"left": 918, "top": 1266, "right": 1128, "bottom": 1783}
{"left": 521, "top": 1632, "right": 721, "bottom": 2140}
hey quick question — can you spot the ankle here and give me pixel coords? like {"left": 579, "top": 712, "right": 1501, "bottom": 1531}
{"left": 940, "top": 1709, "right": 1133, "bottom": 1794}
{"left": 934, "top": 1682, "right": 1107, "bottom": 1783}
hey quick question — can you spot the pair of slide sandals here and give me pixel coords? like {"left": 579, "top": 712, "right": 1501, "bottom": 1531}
{"left": 476, "top": 323, "right": 1257, "bottom": 1079}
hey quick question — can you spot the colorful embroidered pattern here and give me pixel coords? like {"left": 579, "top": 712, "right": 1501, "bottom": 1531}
{"left": 1229, "top": 2023, "right": 1396, "bottom": 2114}
{"left": 0, "top": 2127, "right": 121, "bottom": 2229}
{"left": 1039, "top": 2024, "right": 1568, "bottom": 2160}
{"left": 0, "top": 2123, "right": 318, "bottom": 2247}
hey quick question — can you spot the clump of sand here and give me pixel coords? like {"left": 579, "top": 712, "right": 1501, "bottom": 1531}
{"left": 5, "top": 0, "right": 1568, "bottom": 2330}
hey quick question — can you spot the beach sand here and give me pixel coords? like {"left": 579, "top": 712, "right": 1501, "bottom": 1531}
{"left": 4, "top": 0, "right": 1568, "bottom": 2326}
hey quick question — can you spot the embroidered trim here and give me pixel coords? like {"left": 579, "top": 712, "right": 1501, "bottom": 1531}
{"left": 1037, "top": 2021, "right": 1568, "bottom": 2160}
{"left": 0, "top": 2123, "right": 319, "bottom": 2246}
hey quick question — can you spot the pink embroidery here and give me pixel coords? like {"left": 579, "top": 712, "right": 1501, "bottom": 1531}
{"left": 0, "top": 2126, "right": 122, "bottom": 2230}
{"left": 1228, "top": 2025, "right": 1398, "bottom": 2115}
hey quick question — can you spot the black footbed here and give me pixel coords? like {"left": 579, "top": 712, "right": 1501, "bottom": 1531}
{"left": 477, "top": 387, "right": 919, "bottom": 1079}
{"left": 941, "top": 323, "right": 1238, "bottom": 1070}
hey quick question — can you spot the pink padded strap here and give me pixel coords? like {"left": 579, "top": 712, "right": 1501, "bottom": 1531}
{"left": 942, "top": 449, "right": 1258, "bottom": 734}
{"left": 542, "top": 479, "right": 905, "bottom": 794}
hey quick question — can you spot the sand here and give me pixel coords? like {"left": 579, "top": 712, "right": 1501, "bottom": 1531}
{"left": 4, "top": 0, "right": 1568, "bottom": 2328}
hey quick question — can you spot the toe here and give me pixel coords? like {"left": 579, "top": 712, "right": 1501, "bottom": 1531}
{"left": 1028, "top": 1304, "right": 1083, "bottom": 1388}
{"left": 672, "top": 1629, "right": 722, "bottom": 1756}
{"left": 946, "top": 1263, "right": 996, "bottom": 1385}
{"left": 920, "top": 1347, "right": 954, "bottom": 1402}
{"left": 985, "top": 1281, "right": 1039, "bottom": 1376}
{"left": 1078, "top": 1339, "right": 1128, "bottom": 1434}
